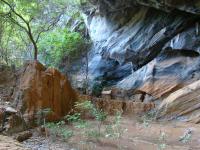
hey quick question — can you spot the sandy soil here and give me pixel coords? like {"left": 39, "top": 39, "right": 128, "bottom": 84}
{"left": 21, "top": 116, "right": 200, "bottom": 150}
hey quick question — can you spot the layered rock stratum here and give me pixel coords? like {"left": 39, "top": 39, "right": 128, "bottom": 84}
{"left": 80, "top": 0, "right": 200, "bottom": 99}
{"left": 75, "top": 0, "right": 200, "bottom": 122}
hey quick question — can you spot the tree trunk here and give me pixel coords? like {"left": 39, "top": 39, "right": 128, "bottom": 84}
{"left": 27, "top": 33, "right": 38, "bottom": 60}
{"left": 27, "top": 23, "right": 38, "bottom": 60}
{"left": 33, "top": 42, "right": 38, "bottom": 60}
{"left": 85, "top": 52, "right": 89, "bottom": 94}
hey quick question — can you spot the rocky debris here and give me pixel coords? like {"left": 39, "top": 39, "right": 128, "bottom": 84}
{"left": 110, "top": 88, "right": 130, "bottom": 100}
{"left": 0, "top": 106, "right": 26, "bottom": 134}
{"left": 5, "top": 107, "right": 17, "bottom": 113}
{"left": 15, "top": 131, "right": 33, "bottom": 142}
{"left": 6, "top": 114, "right": 27, "bottom": 134}
{"left": 0, "top": 135, "right": 29, "bottom": 150}
{"left": 77, "top": 94, "right": 155, "bottom": 115}
{"left": 12, "top": 61, "right": 77, "bottom": 126}
{"left": 94, "top": 98, "right": 155, "bottom": 115}
{"left": 101, "top": 90, "right": 112, "bottom": 99}
{"left": 101, "top": 88, "right": 156, "bottom": 102}
{"left": 0, "top": 66, "right": 21, "bottom": 133}
{"left": 156, "top": 80, "right": 200, "bottom": 123}
{"left": 23, "top": 133, "right": 71, "bottom": 150}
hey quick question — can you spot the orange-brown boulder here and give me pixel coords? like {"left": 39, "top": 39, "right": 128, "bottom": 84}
{"left": 13, "top": 61, "right": 77, "bottom": 125}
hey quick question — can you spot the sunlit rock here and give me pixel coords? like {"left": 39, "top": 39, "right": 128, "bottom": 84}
{"left": 157, "top": 80, "right": 200, "bottom": 123}
{"left": 13, "top": 61, "right": 77, "bottom": 125}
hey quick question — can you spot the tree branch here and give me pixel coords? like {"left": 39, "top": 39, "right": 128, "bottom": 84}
{"left": 9, "top": 15, "right": 28, "bottom": 33}
{"left": 1, "top": 0, "right": 29, "bottom": 25}
{"left": 35, "top": 10, "right": 64, "bottom": 43}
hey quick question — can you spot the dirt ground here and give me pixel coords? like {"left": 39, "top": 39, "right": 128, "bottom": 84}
{"left": 21, "top": 116, "right": 200, "bottom": 150}
{"left": 0, "top": 135, "right": 29, "bottom": 150}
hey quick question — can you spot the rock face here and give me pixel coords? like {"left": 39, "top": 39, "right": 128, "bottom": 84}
{"left": 78, "top": 95, "right": 155, "bottom": 116}
{"left": 156, "top": 80, "right": 200, "bottom": 123}
{"left": 0, "top": 65, "right": 16, "bottom": 102}
{"left": 80, "top": 0, "right": 200, "bottom": 99}
{"left": 13, "top": 61, "right": 77, "bottom": 125}
{"left": 117, "top": 53, "right": 200, "bottom": 99}
{"left": 94, "top": 99, "right": 155, "bottom": 115}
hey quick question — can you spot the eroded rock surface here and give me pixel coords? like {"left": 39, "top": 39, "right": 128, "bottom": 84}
{"left": 117, "top": 52, "right": 200, "bottom": 99}
{"left": 77, "top": 0, "right": 200, "bottom": 100}
{"left": 13, "top": 61, "right": 77, "bottom": 125}
{"left": 157, "top": 80, "right": 200, "bottom": 123}
{"left": 0, "top": 61, "right": 77, "bottom": 132}
{"left": 0, "top": 65, "right": 16, "bottom": 102}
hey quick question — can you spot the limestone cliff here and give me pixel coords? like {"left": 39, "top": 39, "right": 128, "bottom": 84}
{"left": 80, "top": 0, "right": 200, "bottom": 100}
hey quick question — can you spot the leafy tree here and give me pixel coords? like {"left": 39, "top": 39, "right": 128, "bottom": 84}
{"left": 0, "top": 0, "right": 90, "bottom": 68}
{"left": 0, "top": 0, "right": 68, "bottom": 60}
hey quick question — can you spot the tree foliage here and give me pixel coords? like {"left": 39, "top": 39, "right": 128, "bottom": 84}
{"left": 0, "top": 0, "right": 69, "bottom": 60}
{"left": 38, "top": 29, "right": 87, "bottom": 67}
{"left": 0, "top": 0, "right": 89, "bottom": 66}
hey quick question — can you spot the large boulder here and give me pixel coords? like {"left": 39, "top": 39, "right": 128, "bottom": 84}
{"left": 156, "top": 80, "right": 200, "bottom": 123}
{"left": 13, "top": 61, "right": 77, "bottom": 125}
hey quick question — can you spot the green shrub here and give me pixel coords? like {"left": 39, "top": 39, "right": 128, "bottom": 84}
{"left": 72, "top": 100, "right": 107, "bottom": 137}
{"left": 105, "top": 111, "right": 127, "bottom": 139}
{"left": 137, "top": 110, "right": 156, "bottom": 128}
{"left": 179, "top": 129, "right": 192, "bottom": 144}
{"left": 45, "top": 121, "right": 73, "bottom": 140}
{"left": 157, "top": 131, "right": 167, "bottom": 150}
{"left": 65, "top": 112, "right": 81, "bottom": 123}
{"left": 38, "top": 29, "right": 88, "bottom": 67}
{"left": 36, "top": 108, "right": 53, "bottom": 126}
{"left": 74, "top": 120, "right": 89, "bottom": 129}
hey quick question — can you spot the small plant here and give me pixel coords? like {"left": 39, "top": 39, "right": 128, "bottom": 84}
{"left": 92, "top": 108, "right": 107, "bottom": 135}
{"left": 36, "top": 108, "right": 53, "bottom": 149}
{"left": 157, "top": 131, "right": 167, "bottom": 150}
{"left": 74, "top": 100, "right": 107, "bottom": 137}
{"left": 45, "top": 121, "right": 73, "bottom": 141}
{"left": 105, "top": 111, "right": 127, "bottom": 139}
{"left": 74, "top": 120, "right": 89, "bottom": 129}
{"left": 60, "top": 128, "right": 74, "bottom": 140}
{"left": 179, "top": 128, "right": 192, "bottom": 143}
{"left": 75, "top": 100, "right": 93, "bottom": 111}
{"left": 36, "top": 108, "right": 53, "bottom": 127}
{"left": 65, "top": 112, "right": 81, "bottom": 123}
{"left": 139, "top": 110, "right": 156, "bottom": 128}
{"left": 105, "top": 111, "right": 127, "bottom": 150}
{"left": 142, "top": 117, "right": 150, "bottom": 128}
{"left": 85, "top": 129, "right": 102, "bottom": 139}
